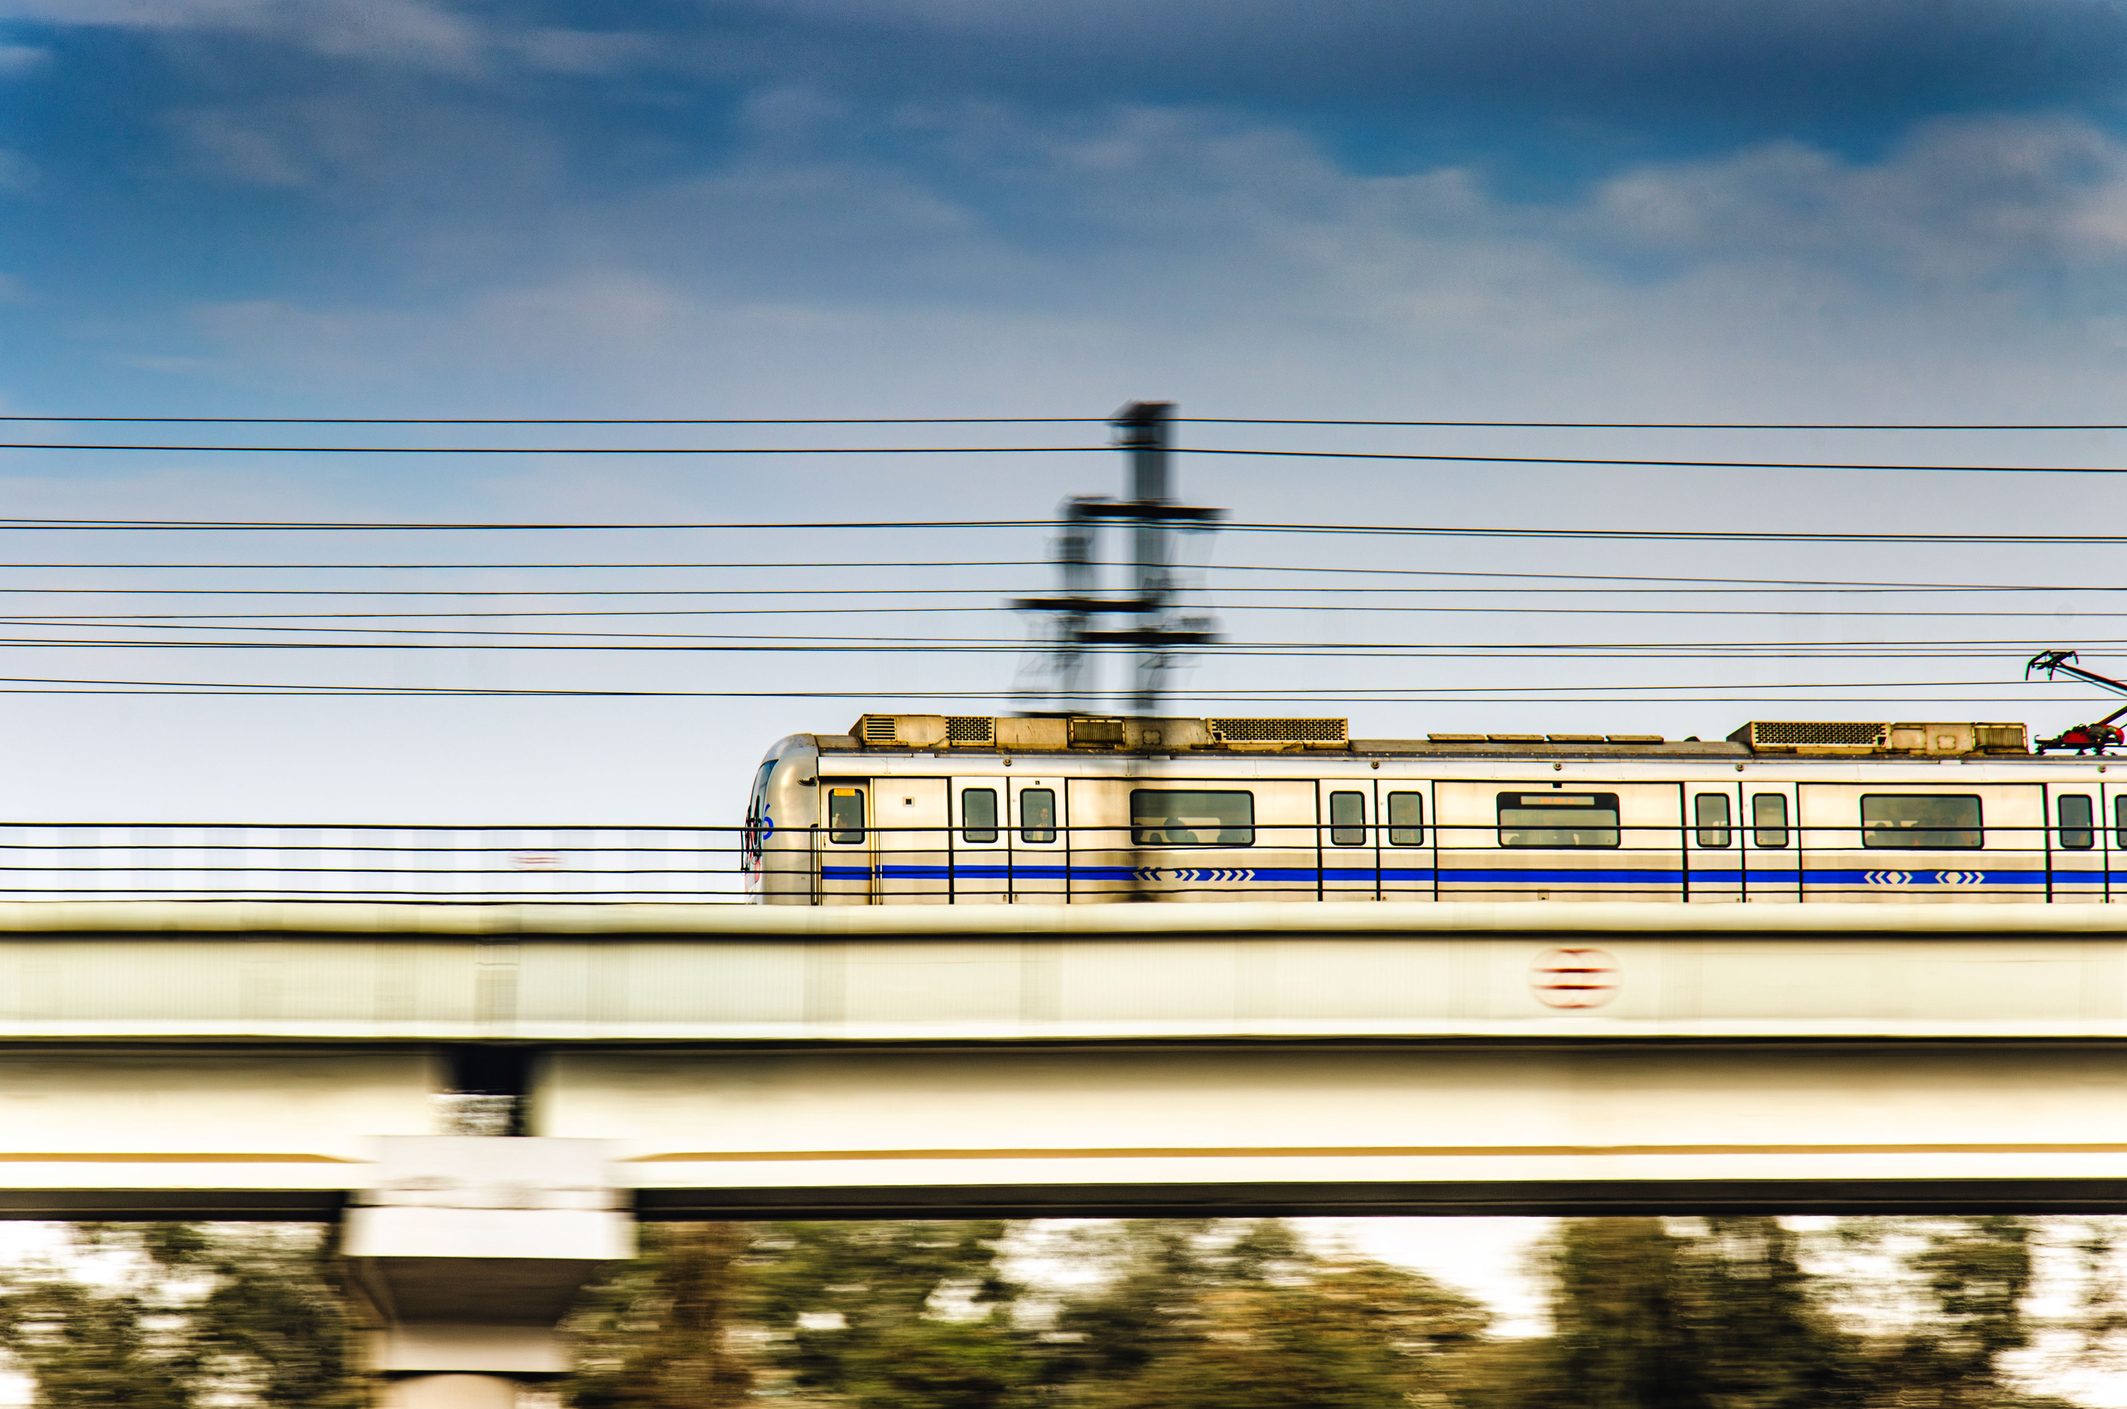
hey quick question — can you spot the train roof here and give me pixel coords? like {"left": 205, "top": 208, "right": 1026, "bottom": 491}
{"left": 821, "top": 714, "right": 2035, "bottom": 761}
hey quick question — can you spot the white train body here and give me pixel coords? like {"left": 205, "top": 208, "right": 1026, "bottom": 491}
{"left": 740, "top": 712, "right": 2124, "bottom": 905}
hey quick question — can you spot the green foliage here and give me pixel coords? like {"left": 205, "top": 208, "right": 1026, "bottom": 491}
{"left": 0, "top": 1212, "right": 2085, "bottom": 1409}
{"left": 1852, "top": 1216, "right": 2039, "bottom": 1409}
{"left": 1048, "top": 1219, "right": 1488, "bottom": 1409}
{"left": 0, "top": 1223, "right": 358, "bottom": 1409}
{"left": 569, "top": 1223, "right": 756, "bottom": 1409}
{"left": 745, "top": 1221, "right": 1027, "bottom": 1406}
{"left": 1510, "top": 1216, "right": 2049, "bottom": 1409}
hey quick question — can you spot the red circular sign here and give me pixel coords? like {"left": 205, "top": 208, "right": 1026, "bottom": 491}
{"left": 1530, "top": 948, "right": 1620, "bottom": 1009}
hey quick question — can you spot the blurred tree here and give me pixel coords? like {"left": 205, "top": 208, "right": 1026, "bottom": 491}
{"left": 0, "top": 1222, "right": 358, "bottom": 1409}
{"left": 1047, "top": 1219, "right": 1488, "bottom": 1409}
{"left": 745, "top": 1221, "right": 1030, "bottom": 1409}
{"left": 568, "top": 1223, "right": 755, "bottom": 1409}
{"left": 1848, "top": 1216, "right": 2053, "bottom": 1409}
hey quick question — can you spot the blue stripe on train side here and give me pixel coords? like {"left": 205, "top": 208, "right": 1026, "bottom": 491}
{"left": 823, "top": 863, "right": 2063, "bottom": 887}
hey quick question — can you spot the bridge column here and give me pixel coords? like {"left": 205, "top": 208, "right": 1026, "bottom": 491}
{"left": 343, "top": 1137, "right": 631, "bottom": 1408}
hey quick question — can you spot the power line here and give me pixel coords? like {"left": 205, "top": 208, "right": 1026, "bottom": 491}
{"left": 0, "top": 518, "right": 2120, "bottom": 544}
{"left": 0, "top": 634, "right": 2118, "bottom": 655}
{"left": 12, "top": 413, "right": 2127, "bottom": 431}
{"left": 1191, "top": 417, "right": 2127, "bottom": 431}
{"left": 0, "top": 444, "right": 1101, "bottom": 457}
{"left": 0, "top": 673, "right": 2096, "bottom": 702}
{"left": 10, "top": 439, "right": 2127, "bottom": 475}
{"left": 1196, "top": 448, "right": 2127, "bottom": 473}
{"left": 1227, "top": 523, "right": 2127, "bottom": 546}
{"left": 0, "top": 560, "right": 1047, "bottom": 571}
{"left": 0, "top": 518, "right": 1056, "bottom": 532}
{"left": 0, "top": 416, "right": 1101, "bottom": 426}
{"left": 24, "top": 603, "right": 2127, "bottom": 626}
{"left": 0, "top": 564, "right": 2108, "bottom": 593}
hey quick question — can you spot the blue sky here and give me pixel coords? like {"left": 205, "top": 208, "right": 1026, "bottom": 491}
{"left": 10, "top": 0, "right": 2127, "bottom": 419}
{"left": 3, "top": 1, "right": 2127, "bottom": 824}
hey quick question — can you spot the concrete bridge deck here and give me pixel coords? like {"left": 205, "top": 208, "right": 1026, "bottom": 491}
{"left": 0, "top": 900, "right": 2122, "bottom": 1220}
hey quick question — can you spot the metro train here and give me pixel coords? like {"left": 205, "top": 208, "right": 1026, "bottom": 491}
{"left": 741, "top": 712, "right": 2127, "bottom": 904}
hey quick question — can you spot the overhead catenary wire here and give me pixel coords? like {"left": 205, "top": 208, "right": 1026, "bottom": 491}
{"left": 6, "top": 442, "right": 2127, "bottom": 474}
{"left": 0, "top": 672, "right": 2101, "bottom": 701}
{"left": 0, "top": 564, "right": 2115, "bottom": 592}
{"left": 15, "top": 412, "right": 2127, "bottom": 430}
{"left": 3, "top": 517, "right": 2127, "bottom": 545}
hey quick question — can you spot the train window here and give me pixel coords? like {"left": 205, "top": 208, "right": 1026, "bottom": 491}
{"left": 1020, "top": 788, "right": 1057, "bottom": 844}
{"left": 1387, "top": 792, "right": 1425, "bottom": 846}
{"left": 1132, "top": 790, "right": 1254, "bottom": 846}
{"left": 1329, "top": 791, "right": 1366, "bottom": 846}
{"left": 1752, "top": 794, "right": 1789, "bottom": 848}
{"left": 1861, "top": 794, "right": 1982, "bottom": 849}
{"left": 2059, "top": 794, "right": 2096, "bottom": 850}
{"left": 1497, "top": 792, "right": 1619, "bottom": 848}
{"left": 2118, "top": 795, "right": 2127, "bottom": 852}
{"left": 962, "top": 788, "right": 999, "bottom": 844}
{"left": 827, "top": 787, "right": 866, "bottom": 844}
{"left": 1694, "top": 793, "right": 1732, "bottom": 848}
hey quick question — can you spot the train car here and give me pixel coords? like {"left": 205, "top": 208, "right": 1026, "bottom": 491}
{"left": 739, "top": 712, "right": 2127, "bottom": 906}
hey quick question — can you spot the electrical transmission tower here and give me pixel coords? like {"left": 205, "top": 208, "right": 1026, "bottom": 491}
{"left": 1014, "top": 401, "right": 1222, "bottom": 716}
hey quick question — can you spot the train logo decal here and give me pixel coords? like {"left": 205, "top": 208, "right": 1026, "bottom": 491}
{"left": 1155, "top": 868, "right": 1257, "bottom": 883}
{"left": 1864, "top": 870, "right": 1913, "bottom": 886}
{"left": 1531, "top": 948, "right": 1620, "bottom": 1009}
{"left": 1936, "top": 870, "right": 1982, "bottom": 886}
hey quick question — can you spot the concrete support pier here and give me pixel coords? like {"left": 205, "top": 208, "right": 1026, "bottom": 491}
{"left": 343, "top": 1137, "right": 631, "bottom": 1408}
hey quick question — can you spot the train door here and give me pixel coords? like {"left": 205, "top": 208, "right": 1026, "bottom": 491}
{"left": 2048, "top": 784, "right": 2105, "bottom": 902}
{"left": 1379, "top": 781, "right": 1435, "bottom": 900}
{"left": 1797, "top": 782, "right": 2045, "bottom": 902}
{"left": 1064, "top": 777, "right": 1132, "bottom": 902}
{"left": 872, "top": 777, "right": 950, "bottom": 904}
{"left": 818, "top": 778, "right": 874, "bottom": 904}
{"left": 1433, "top": 781, "right": 1684, "bottom": 901}
{"left": 2107, "top": 784, "right": 2127, "bottom": 903}
{"left": 952, "top": 778, "right": 1009, "bottom": 903}
{"left": 1739, "top": 782, "right": 1800, "bottom": 902}
{"left": 1316, "top": 779, "right": 1379, "bottom": 899}
{"left": 1009, "top": 776, "right": 1067, "bottom": 902}
{"left": 1683, "top": 783, "right": 1742, "bottom": 902}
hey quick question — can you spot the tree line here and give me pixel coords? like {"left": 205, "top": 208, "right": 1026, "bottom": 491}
{"left": 0, "top": 1215, "right": 2109, "bottom": 1407}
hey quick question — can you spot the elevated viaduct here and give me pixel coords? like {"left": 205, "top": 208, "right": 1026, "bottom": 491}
{"left": 4, "top": 899, "right": 2123, "bottom": 1406}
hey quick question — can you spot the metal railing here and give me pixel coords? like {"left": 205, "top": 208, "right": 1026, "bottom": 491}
{"left": 789, "top": 821, "right": 2127, "bottom": 903}
{"left": 0, "top": 821, "right": 2116, "bottom": 903}
{"left": 0, "top": 824, "right": 747, "bottom": 902}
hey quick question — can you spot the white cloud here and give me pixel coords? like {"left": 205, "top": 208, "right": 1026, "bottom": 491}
{"left": 124, "top": 105, "right": 2127, "bottom": 427}
{"left": 1, "top": 0, "right": 481, "bottom": 66}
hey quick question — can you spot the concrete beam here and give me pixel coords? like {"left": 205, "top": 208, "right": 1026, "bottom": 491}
{"left": 1, "top": 904, "right": 2126, "bottom": 1042}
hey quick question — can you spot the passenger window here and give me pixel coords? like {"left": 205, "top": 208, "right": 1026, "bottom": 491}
{"left": 2058, "top": 794, "right": 2095, "bottom": 851}
{"left": 1387, "top": 792, "right": 1425, "bottom": 847}
{"left": 962, "top": 788, "right": 999, "bottom": 844}
{"left": 1329, "top": 791, "right": 1366, "bottom": 846}
{"left": 1497, "top": 792, "right": 1620, "bottom": 848}
{"left": 2117, "top": 795, "right": 2127, "bottom": 852}
{"left": 1861, "top": 794, "right": 1982, "bottom": 849}
{"left": 1751, "top": 794, "right": 1789, "bottom": 849}
{"left": 1694, "top": 792, "right": 1732, "bottom": 848}
{"left": 827, "top": 787, "right": 866, "bottom": 844}
{"left": 1020, "top": 788, "right": 1057, "bottom": 844}
{"left": 1131, "top": 789, "right": 1254, "bottom": 846}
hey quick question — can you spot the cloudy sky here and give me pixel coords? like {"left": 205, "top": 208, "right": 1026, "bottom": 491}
{"left": 3, "top": 0, "right": 2127, "bottom": 830}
